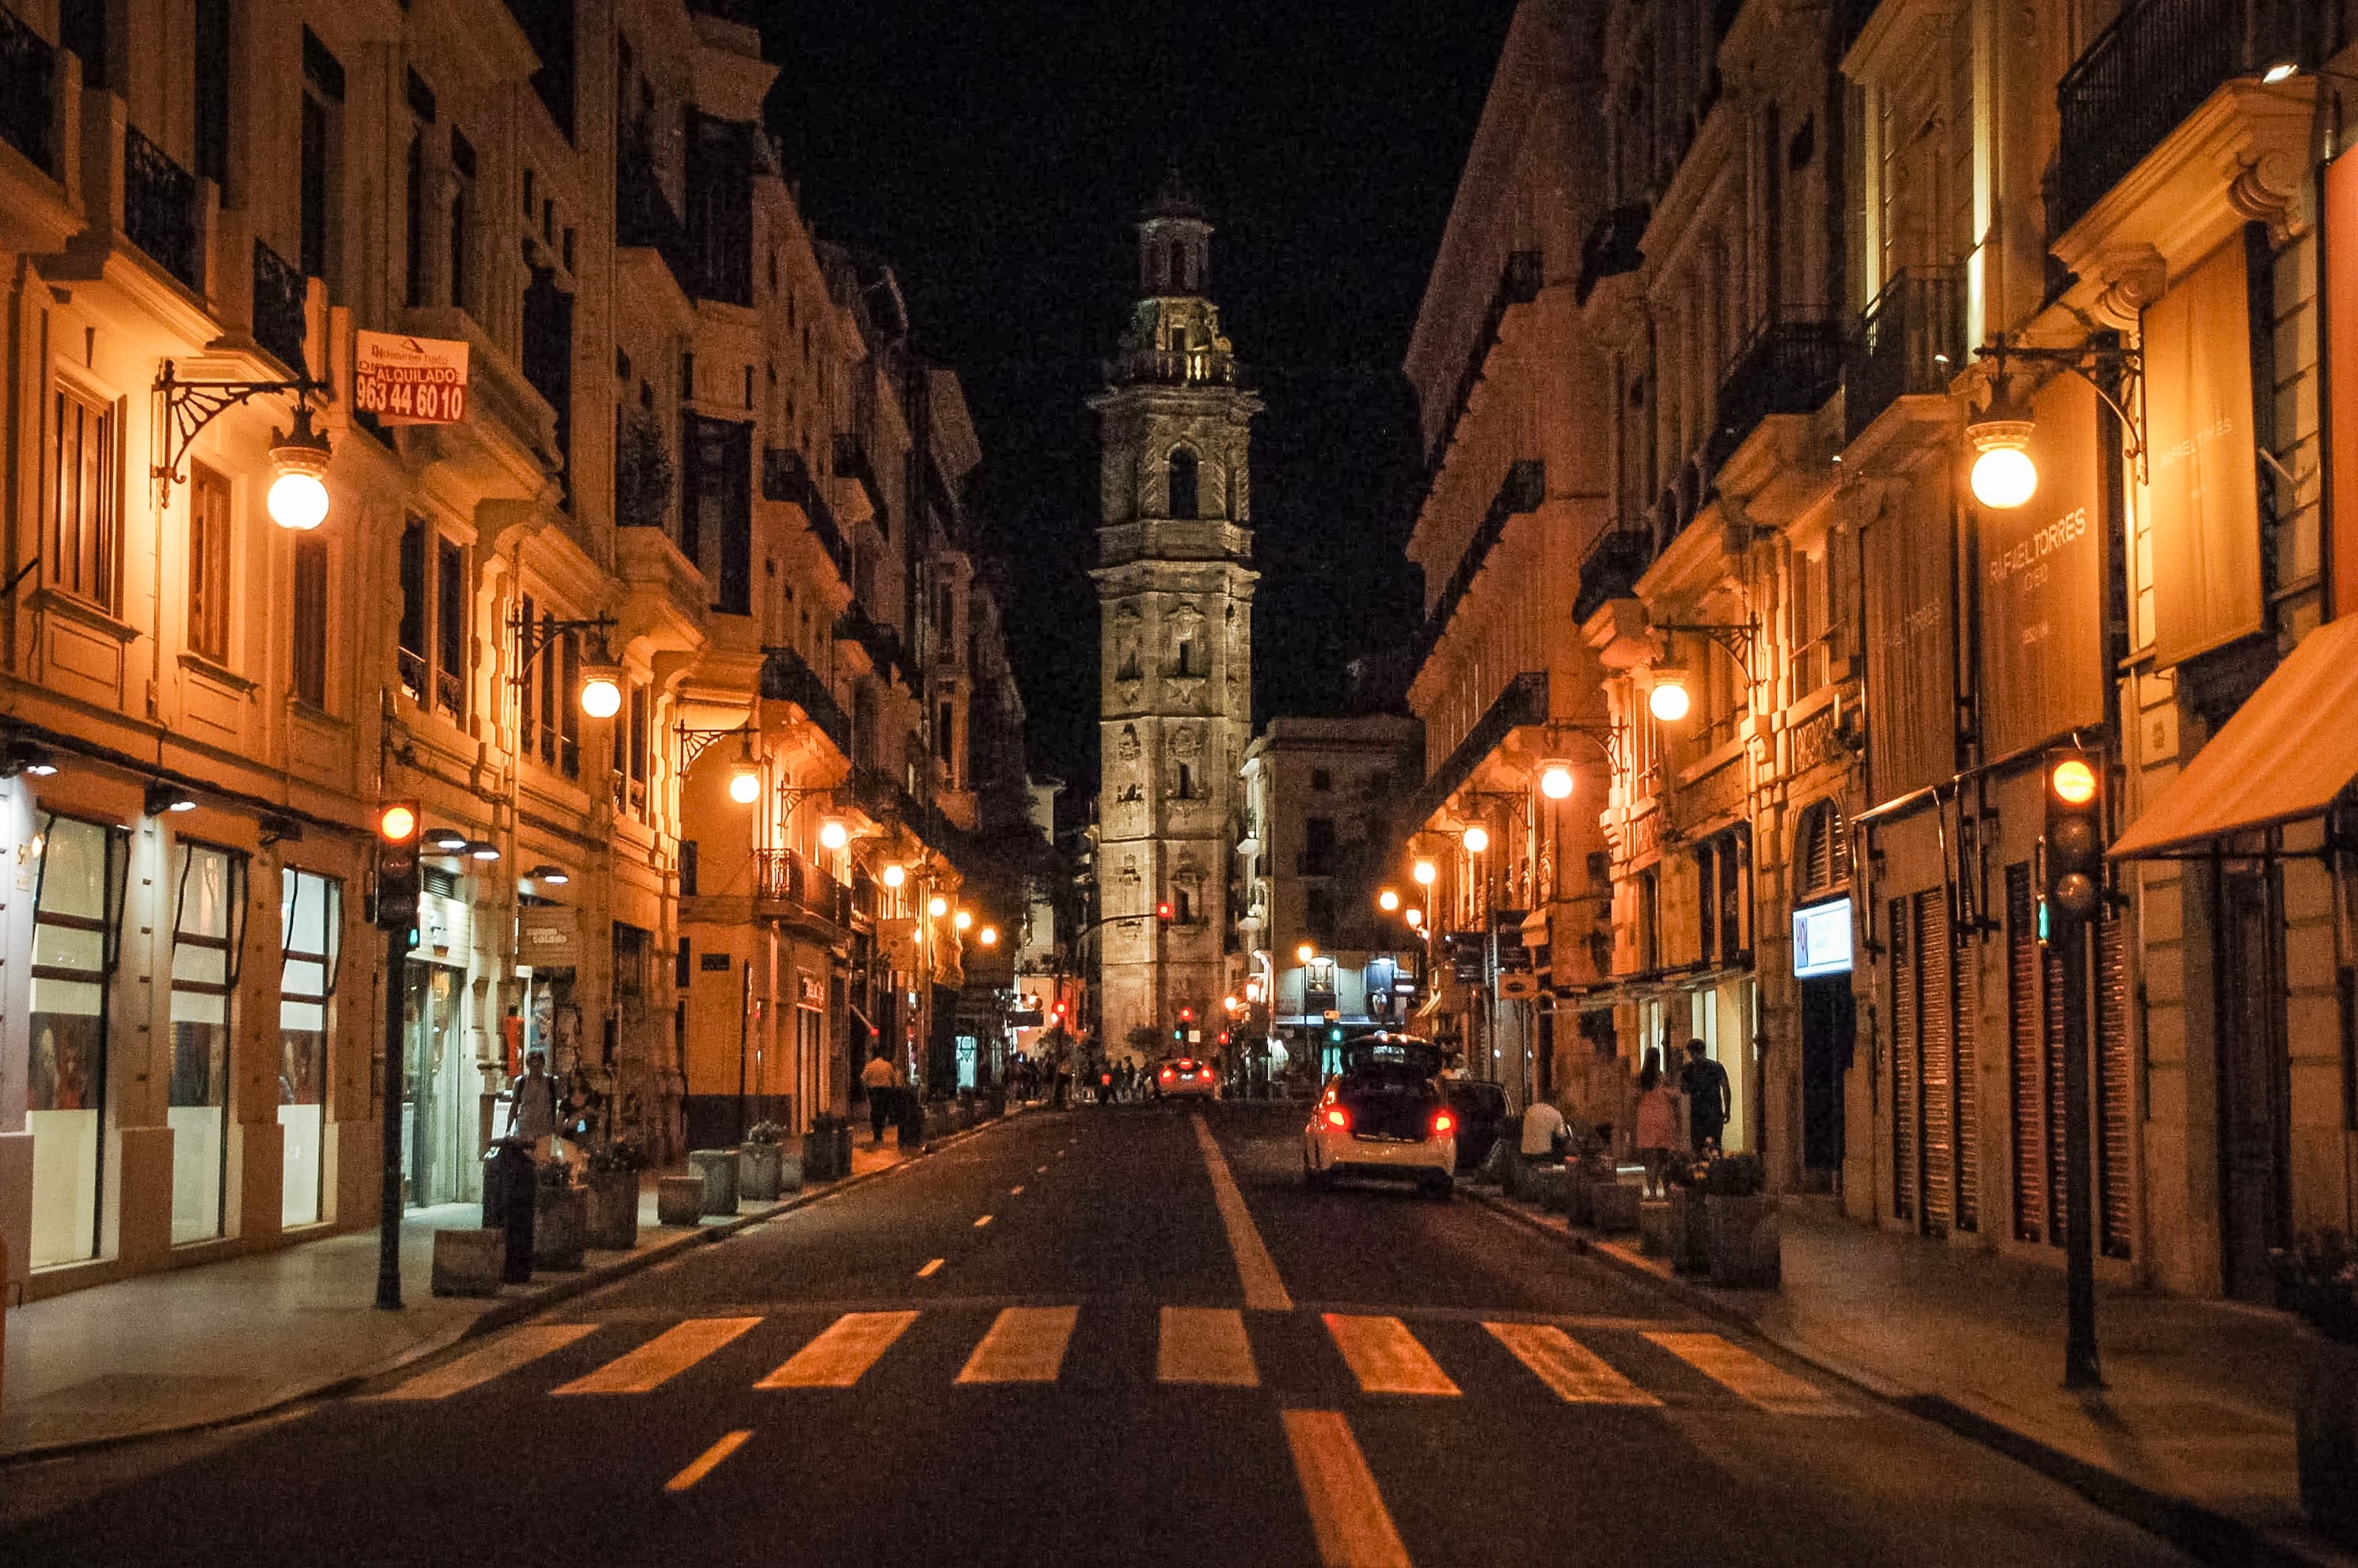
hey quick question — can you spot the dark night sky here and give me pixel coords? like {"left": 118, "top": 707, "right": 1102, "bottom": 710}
{"left": 761, "top": 2, "right": 1516, "bottom": 789}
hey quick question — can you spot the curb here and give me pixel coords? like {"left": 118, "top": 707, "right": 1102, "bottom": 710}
{"left": 2, "top": 1107, "right": 1026, "bottom": 1466}
{"left": 1468, "top": 1186, "right": 2353, "bottom": 1568}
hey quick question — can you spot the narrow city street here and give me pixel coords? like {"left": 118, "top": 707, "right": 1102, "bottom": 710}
{"left": 2, "top": 1107, "right": 2192, "bottom": 1568}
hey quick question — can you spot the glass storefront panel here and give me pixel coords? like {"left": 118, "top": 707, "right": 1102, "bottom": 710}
{"left": 404, "top": 962, "right": 473, "bottom": 1207}
{"left": 169, "top": 845, "right": 241, "bottom": 1244}
{"left": 278, "top": 869, "right": 340, "bottom": 1227}
{"left": 28, "top": 818, "right": 121, "bottom": 1268}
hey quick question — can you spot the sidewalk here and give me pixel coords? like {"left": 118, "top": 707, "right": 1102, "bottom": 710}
{"left": 1475, "top": 1179, "right": 2356, "bottom": 1568}
{"left": 2, "top": 1125, "right": 968, "bottom": 1460}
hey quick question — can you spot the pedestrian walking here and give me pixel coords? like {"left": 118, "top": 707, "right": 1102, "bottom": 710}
{"left": 1634, "top": 1053, "right": 1681, "bottom": 1198}
{"left": 1680, "top": 1038, "right": 1731, "bottom": 1153}
{"left": 507, "top": 1048, "right": 560, "bottom": 1162}
{"left": 861, "top": 1047, "right": 898, "bottom": 1144}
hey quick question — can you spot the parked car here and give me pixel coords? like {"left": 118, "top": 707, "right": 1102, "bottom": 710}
{"left": 1441, "top": 1079, "right": 1509, "bottom": 1172}
{"left": 1156, "top": 1057, "right": 1218, "bottom": 1100}
{"left": 1302, "top": 1034, "right": 1456, "bottom": 1199}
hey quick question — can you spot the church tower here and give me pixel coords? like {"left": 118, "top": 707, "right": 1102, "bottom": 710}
{"left": 1092, "top": 175, "right": 1260, "bottom": 1058}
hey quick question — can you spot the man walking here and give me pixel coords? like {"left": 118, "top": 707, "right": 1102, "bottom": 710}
{"left": 1680, "top": 1038, "right": 1731, "bottom": 1153}
{"left": 861, "top": 1047, "right": 898, "bottom": 1145}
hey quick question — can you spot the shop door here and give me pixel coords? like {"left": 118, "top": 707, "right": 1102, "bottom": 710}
{"left": 403, "top": 964, "right": 468, "bottom": 1208}
{"left": 1799, "top": 975, "right": 1852, "bottom": 1178}
{"left": 2217, "top": 868, "right": 2289, "bottom": 1301}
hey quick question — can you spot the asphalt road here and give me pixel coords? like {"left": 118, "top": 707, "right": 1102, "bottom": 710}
{"left": 2, "top": 1101, "right": 2193, "bottom": 1568}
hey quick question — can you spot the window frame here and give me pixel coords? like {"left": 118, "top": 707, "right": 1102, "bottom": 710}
{"left": 48, "top": 378, "right": 120, "bottom": 612}
{"left": 186, "top": 462, "right": 232, "bottom": 663}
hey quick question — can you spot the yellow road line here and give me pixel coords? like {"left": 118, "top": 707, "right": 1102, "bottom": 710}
{"left": 1484, "top": 1322, "right": 1660, "bottom": 1406}
{"left": 757, "top": 1311, "right": 918, "bottom": 1388}
{"left": 1192, "top": 1114, "right": 1294, "bottom": 1312}
{"left": 1282, "top": 1409, "right": 1413, "bottom": 1568}
{"left": 916, "top": 1258, "right": 945, "bottom": 1278}
{"left": 370, "top": 1323, "right": 598, "bottom": 1401}
{"left": 553, "top": 1316, "right": 761, "bottom": 1395}
{"left": 955, "top": 1305, "right": 1078, "bottom": 1384}
{"left": 1643, "top": 1331, "right": 1837, "bottom": 1414}
{"left": 1156, "top": 1305, "right": 1259, "bottom": 1387}
{"left": 663, "top": 1429, "right": 753, "bottom": 1492}
{"left": 1323, "top": 1314, "right": 1460, "bottom": 1396}
{"left": 974, "top": 1213, "right": 993, "bottom": 1228}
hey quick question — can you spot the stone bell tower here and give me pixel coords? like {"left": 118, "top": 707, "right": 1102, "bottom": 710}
{"left": 1092, "top": 173, "right": 1260, "bottom": 1060}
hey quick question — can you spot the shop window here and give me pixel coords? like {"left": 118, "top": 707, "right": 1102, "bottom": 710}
{"left": 291, "top": 535, "right": 328, "bottom": 708}
{"left": 278, "top": 868, "right": 341, "bottom": 1227}
{"left": 27, "top": 817, "right": 125, "bottom": 1266}
{"left": 187, "top": 464, "right": 231, "bottom": 663}
{"left": 49, "top": 382, "right": 117, "bottom": 612}
{"left": 169, "top": 842, "right": 245, "bottom": 1244}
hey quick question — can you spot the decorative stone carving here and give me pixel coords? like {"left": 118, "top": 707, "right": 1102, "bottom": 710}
{"left": 1117, "top": 723, "right": 1141, "bottom": 762}
{"left": 2226, "top": 147, "right": 2306, "bottom": 248}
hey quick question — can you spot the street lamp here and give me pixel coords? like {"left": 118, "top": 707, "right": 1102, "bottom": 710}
{"left": 928, "top": 894, "right": 951, "bottom": 919}
{"left": 1462, "top": 823, "right": 1490, "bottom": 854}
{"left": 1966, "top": 336, "right": 2147, "bottom": 511}
{"left": 881, "top": 863, "right": 906, "bottom": 889}
{"left": 1538, "top": 762, "right": 1574, "bottom": 800}
{"left": 1648, "top": 669, "right": 1692, "bottom": 723}
{"left": 978, "top": 924, "right": 999, "bottom": 946}
{"left": 954, "top": 908, "right": 974, "bottom": 932}
{"left": 1403, "top": 906, "right": 1424, "bottom": 930}
{"left": 526, "top": 864, "right": 569, "bottom": 886}
{"left": 1377, "top": 887, "right": 1400, "bottom": 913}
{"left": 265, "top": 407, "right": 333, "bottom": 530}
{"left": 1296, "top": 942, "right": 1315, "bottom": 965}
{"left": 818, "top": 819, "right": 849, "bottom": 851}
{"left": 1966, "top": 374, "right": 2040, "bottom": 510}
{"left": 1412, "top": 859, "right": 1437, "bottom": 887}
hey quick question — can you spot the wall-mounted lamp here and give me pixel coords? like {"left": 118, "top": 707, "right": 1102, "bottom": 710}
{"left": 526, "top": 864, "right": 570, "bottom": 885}
{"left": 1538, "top": 762, "right": 1575, "bottom": 800}
{"left": 144, "top": 780, "right": 196, "bottom": 815}
{"left": 818, "top": 819, "right": 849, "bottom": 851}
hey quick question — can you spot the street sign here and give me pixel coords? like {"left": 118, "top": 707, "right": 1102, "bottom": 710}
{"left": 1498, "top": 971, "right": 1540, "bottom": 1000}
{"left": 355, "top": 331, "right": 470, "bottom": 425}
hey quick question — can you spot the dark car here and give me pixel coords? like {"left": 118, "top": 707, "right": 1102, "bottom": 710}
{"left": 1441, "top": 1080, "right": 1509, "bottom": 1172}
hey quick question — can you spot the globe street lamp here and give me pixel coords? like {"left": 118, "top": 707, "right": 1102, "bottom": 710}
{"left": 1462, "top": 823, "right": 1490, "bottom": 854}
{"left": 881, "top": 863, "right": 907, "bottom": 889}
{"left": 1412, "top": 859, "right": 1437, "bottom": 886}
{"left": 1538, "top": 762, "right": 1575, "bottom": 800}
{"left": 1648, "top": 669, "right": 1692, "bottom": 723}
{"left": 819, "top": 819, "right": 850, "bottom": 851}
{"left": 1377, "top": 887, "right": 1400, "bottom": 913}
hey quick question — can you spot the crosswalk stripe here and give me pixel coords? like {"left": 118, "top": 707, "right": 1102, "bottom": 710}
{"left": 1282, "top": 1409, "right": 1413, "bottom": 1568}
{"left": 757, "top": 1311, "right": 918, "bottom": 1388}
{"left": 956, "top": 1305, "right": 1078, "bottom": 1384}
{"left": 974, "top": 1213, "right": 993, "bottom": 1228}
{"left": 916, "top": 1258, "right": 945, "bottom": 1278}
{"left": 370, "top": 1323, "right": 599, "bottom": 1401}
{"left": 1483, "top": 1322, "right": 1661, "bottom": 1407}
{"left": 554, "top": 1316, "right": 761, "bottom": 1395}
{"left": 1323, "top": 1314, "right": 1460, "bottom": 1397}
{"left": 664, "top": 1429, "right": 752, "bottom": 1492}
{"left": 1156, "top": 1305, "right": 1259, "bottom": 1387}
{"left": 1643, "top": 1331, "right": 1837, "bottom": 1413}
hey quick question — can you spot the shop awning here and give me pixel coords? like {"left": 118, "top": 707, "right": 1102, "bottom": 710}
{"left": 2111, "top": 613, "right": 2358, "bottom": 860}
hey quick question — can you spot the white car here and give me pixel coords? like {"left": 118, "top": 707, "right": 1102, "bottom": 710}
{"left": 1156, "top": 1057, "right": 1218, "bottom": 1099}
{"left": 1301, "top": 1035, "right": 1456, "bottom": 1199}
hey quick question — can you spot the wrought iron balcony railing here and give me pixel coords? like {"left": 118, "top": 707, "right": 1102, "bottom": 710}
{"left": 1403, "top": 670, "right": 1549, "bottom": 835}
{"left": 0, "top": 1, "right": 54, "bottom": 173}
{"left": 125, "top": 124, "right": 202, "bottom": 290}
{"left": 1573, "top": 519, "right": 1657, "bottom": 623}
{"left": 252, "top": 239, "right": 307, "bottom": 375}
{"left": 1844, "top": 267, "right": 1963, "bottom": 444}
{"left": 1706, "top": 312, "right": 1842, "bottom": 473}
{"left": 762, "top": 447, "right": 851, "bottom": 579}
{"left": 754, "top": 849, "right": 852, "bottom": 928}
{"left": 1424, "top": 249, "right": 1543, "bottom": 473}
{"left": 1418, "top": 459, "right": 1544, "bottom": 661}
{"left": 760, "top": 644, "right": 852, "bottom": 757}
{"left": 834, "top": 602, "right": 909, "bottom": 687}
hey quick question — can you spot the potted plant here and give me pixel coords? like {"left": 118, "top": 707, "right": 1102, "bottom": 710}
{"left": 583, "top": 1139, "right": 645, "bottom": 1251}
{"left": 533, "top": 1158, "right": 588, "bottom": 1270}
{"left": 1700, "top": 1150, "right": 1779, "bottom": 1286}
{"left": 740, "top": 1122, "right": 786, "bottom": 1202}
{"left": 2276, "top": 1232, "right": 2358, "bottom": 1546}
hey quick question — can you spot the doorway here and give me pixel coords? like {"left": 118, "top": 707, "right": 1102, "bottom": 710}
{"left": 403, "top": 962, "right": 472, "bottom": 1208}
{"left": 1800, "top": 974, "right": 1855, "bottom": 1183}
{"left": 2216, "top": 867, "right": 2289, "bottom": 1301}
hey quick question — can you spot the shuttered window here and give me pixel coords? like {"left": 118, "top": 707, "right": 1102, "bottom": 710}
{"left": 1889, "top": 896, "right": 1916, "bottom": 1222}
{"left": 1955, "top": 893, "right": 1980, "bottom": 1234}
{"left": 2044, "top": 937, "right": 2069, "bottom": 1246}
{"left": 1797, "top": 799, "right": 1850, "bottom": 899}
{"left": 2097, "top": 909, "right": 2135, "bottom": 1259}
{"left": 1919, "top": 890, "right": 1954, "bottom": 1232}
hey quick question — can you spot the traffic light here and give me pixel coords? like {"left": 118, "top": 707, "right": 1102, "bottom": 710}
{"left": 1327, "top": 1025, "right": 1345, "bottom": 1044}
{"left": 1178, "top": 1005, "right": 1194, "bottom": 1024}
{"left": 1155, "top": 900, "right": 1175, "bottom": 922}
{"left": 374, "top": 800, "right": 421, "bottom": 932}
{"left": 2042, "top": 749, "right": 2105, "bottom": 923}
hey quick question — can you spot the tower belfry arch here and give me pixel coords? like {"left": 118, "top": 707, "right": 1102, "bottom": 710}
{"left": 1092, "top": 174, "right": 1260, "bottom": 1057}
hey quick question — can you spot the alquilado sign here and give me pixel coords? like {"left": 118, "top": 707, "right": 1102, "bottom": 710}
{"left": 354, "top": 330, "right": 470, "bottom": 425}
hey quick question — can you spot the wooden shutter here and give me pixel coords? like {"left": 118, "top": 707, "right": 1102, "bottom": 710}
{"left": 2043, "top": 939, "right": 2069, "bottom": 1247}
{"left": 2007, "top": 864, "right": 2045, "bottom": 1242}
{"left": 2096, "top": 909, "right": 2136, "bottom": 1259}
{"left": 1954, "top": 887, "right": 1980, "bottom": 1234}
{"left": 1890, "top": 896, "right": 1916, "bottom": 1222}
{"left": 1918, "top": 890, "right": 1954, "bottom": 1233}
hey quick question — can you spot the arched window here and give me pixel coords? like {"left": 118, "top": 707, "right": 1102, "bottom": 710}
{"left": 1168, "top": 448, "right": 1198, "bottom": 518}
{"left": 1176, "top": 761, "right": 1195, "bottom": 799}
{"left": 1175, "top": 634, "right": 1196, "bottom": 677}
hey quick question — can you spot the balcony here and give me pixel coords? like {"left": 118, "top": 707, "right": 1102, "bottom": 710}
{"left": 1403, "top": 670, "right": 1549, "bottom": 833}
{"left": 1705, "top": 313, "right": 1841, "bottom": 473}
{"left": 251, "top": 238, "right": 307, "bottom": 376}
{"left": 754, "top": 849, "right": 852, "bottom": 930}
{"left": 0, "top": 1, "right": 54, "bottom": 173}
{"left": 1105, "top": 346, "right": 1245, "bottom": 387}
{"left": 1418, "top": 458, "right": 1544, "bottom": 661}
{"left": 832, "top": 431, "right": 885, "bottom": 518}
{"left": 124, "top": 124, "right": 201, "bottom": 291}
{"left": 1574, "top": 202, "right": 1647, "bottom": 304}
{"left": 1574, "top": 519, "right": 1657, "bottom": 623}
{"left": 1844, "top": 268, "right": 1962, "bottom": 445}
{"left": 760, "top": 644, "right": 852, "bottom": 757}
{"left": 835, "top": 602, "right": 909, "bottom": 686}
{"left": 616, "top": 125, "right": 693, "bottom": 291}
{"left": 763, "top": 447, "right": 851, "bottom": 579}
{"left": 2052, "top": 0, "right": 2303, "bottom": 238}
{"left": 1425, "top": 249, "right": 1542, "bottom": 473}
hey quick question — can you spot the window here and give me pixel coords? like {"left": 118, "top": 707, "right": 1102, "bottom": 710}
{"left": 627, "top": 681, "right": 647, "bottom": 814}
{"left": 1302, "top": 817, "right": 1337, "bottom": 877}
{"left": 936, "top": 583, "right": 955, "bottom": 647}
{"left": 1796, "top": 799, "right": 1850, "bottom": 898}
{"left": 1307, "top": 885, "right": 1336, "bottom": 944}
{"left": 59, "top": 0, "right": 103, "bottom": 89}
{"left": 1175, "top": 634, "right": 1197, "bottom": 677}
{"left": 937, "top": 700, "right": 955, "bottom": 762}
{"left": 679, "top": 841, "right": 699, "bottom": 897}
{"left": 291, "top": 536, "right": 328, "bottom": 708}
{"left": 448, "top": 127, "right": 475, "bottom": 313}
{"left": 1310, "top": 768, "right": 1332, "bottom": 792}
{"left": 537, "top": 612, "right": 560, "bottom": 764}
{"left": 1168, "top": 447, "right": 1198, "bottom": 518}
{"left": 278, "top": 869, "right": 340, "bottom": 1227}
{"left": 298, "top": 89, "right": 331, "bottom": 281}
{"left": 558, "top": 630, "right": 580, "bottom": 777}
{"left": 1176, "top": 761, "right": 1195, "bottom": 799}
{"left": 28, "top": 816, "right": 123, "bottom": 1266}
{"left": 682, "top": 415, "right": 751, "bottom": 614}
{"left": 169, "top": 842, "right": 244, "bottom": 1243}
{"left": 49, "top": 382, "right": 116, "bottom": 610}
{"left": 397, "top": 518, "right": 427, "bottom": 699}
{"left": 1172, "top": 887, "right": 1193, "bottom": 924}
{"left": 193, "top": 0, "right": 228, "bottom": 191}
{"left": 187, "top": 465, "right": 231, "bottom": 662}
{"left": 518, "top": 593, "right": 537, "bottom": 742}
{"left": 434, "top": 537, "right": 465, "bottom": 719}
{"left": 404, "top": 130, "right": 426, "bottom": 307}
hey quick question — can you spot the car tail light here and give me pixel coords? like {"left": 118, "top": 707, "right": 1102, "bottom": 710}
{"left": 1323, "top": 1107, "right": 1350, "bottom": 1130}
{"left": 1160, "top": 1067, "right": 1175, "bottom": 1082}
{"left": 1431, "top": 1109, "right": 1456, "bottom": 1136}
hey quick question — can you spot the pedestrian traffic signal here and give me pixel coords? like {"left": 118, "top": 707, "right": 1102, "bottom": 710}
{"left": 2042, "top": 749, "right": 2105, "bottom": 923}
{"left": 374, "top": 799, "right": 422, "bottom": 932}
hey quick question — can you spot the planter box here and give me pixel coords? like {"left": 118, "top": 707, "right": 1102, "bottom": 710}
{"left": 688, "top": 1148, "right": 740, "bottom": 1215}
{"left": 584, "top": 1171, "right": 640, "bottom": 1251}
{"left": 1528, "top": 1164, "right": 1570, "bottom": 1213}
{"left": 533, "top": 1185, "right": 587, "bottom": 1271}
{"left": 1638, "top": 1199, "right": 1673, "bottom": 1257}
{"left": 2300, "top": 1335, "right": 2358, "bottom": 1547}
{"left": 1704, "top": 1193, "right": 1782, "bottom": 1287}
{"left": 431, "top": 1228, "right": 507, "bottom": 1297}
{"left": 1589, "top": 1180, "right": 1641, "bottom": 1233}
{"left": 1669, "top": 1192, "right": 1711, "bottom": 1276}
{"left": 656, "top": 1175, "right": 706, "bottom": 1226}
{"left": 740, "top": 1142, "right": 784, "bottom": 1202}
{"left": 1564, "top": 1171, "right": 1595, "bottom": 1228}
{"left": 802, "top": 1128, "right": 837, "bottom": 1183}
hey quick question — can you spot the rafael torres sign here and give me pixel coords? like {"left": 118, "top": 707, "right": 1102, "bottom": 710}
{"left": 354, "top": 331, "right": 470, "bottom": 425}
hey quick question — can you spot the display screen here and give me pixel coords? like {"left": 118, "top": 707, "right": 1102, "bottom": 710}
{"left": 1793, "top": 899, "right": 1854, "bottom": 979}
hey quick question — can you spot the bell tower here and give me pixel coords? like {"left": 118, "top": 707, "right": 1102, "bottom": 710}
{"left": 1092, "top": 174, "right": 1260, "bottom": 1061}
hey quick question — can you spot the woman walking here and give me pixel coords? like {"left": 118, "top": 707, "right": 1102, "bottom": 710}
{"left": 1633, "top": 1051, "right": 1682, "bottom": 1198}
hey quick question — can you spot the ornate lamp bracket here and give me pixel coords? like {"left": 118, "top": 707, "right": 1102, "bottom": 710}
{"left": 1975, "top": 334, "right": 2147, "bottom": 486}
{"left": 152, "top": 359, "right": 323, "bottom": 506}
{"left": 508, "top": 613, "right": 617, "bottom": 688}
{"left": 675, "top": 722, "right": 754, "bottom": 776}
{"left": 1654, "top": 619, "right": 1762, "bottom": 683}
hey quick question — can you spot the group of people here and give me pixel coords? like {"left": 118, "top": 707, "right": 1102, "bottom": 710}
{"left": 1632, "top": 1038, "right": 1733, "bottom": 1195}
{"left": 502, "top": 1047, "right": 605, "bottom": 1175}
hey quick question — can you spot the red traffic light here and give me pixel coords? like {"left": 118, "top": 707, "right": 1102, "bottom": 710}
{"left": 1155, "top": 901, "right": 1175, "bottom": 922}
{"left": 1179, "top": 1005, "right": 1194, "bottom": 1023}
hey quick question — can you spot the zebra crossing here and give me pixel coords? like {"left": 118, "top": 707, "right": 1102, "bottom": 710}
{"left": 373, "top": 1304, "right": 1848, "bottom": 1415}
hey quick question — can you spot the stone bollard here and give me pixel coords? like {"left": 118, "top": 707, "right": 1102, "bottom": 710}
{"left": 656, "top": 1175, "right": 707, "bottom": 1226}
{"left": 687, "top": 1148, "right": 740, "bottom": 1215}
{"left": 431, "top": 1228, "right": 507, "bottom": 1297}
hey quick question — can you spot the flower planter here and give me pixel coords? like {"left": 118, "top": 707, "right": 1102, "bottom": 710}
{"left": 1668, "top": 1191, "right": 1711, "bottom": 1276}
{"left": 1704, "top": 1193, "right": 1782, "bottom": 1287}
{"left": 583, "top": 1170, "right": 640, "bottom": 1251}
{"left": 532, "top": 1183, "right": 587, "bottom": 1271}
{"left": 2299, "top": 1335, "right": 2358, "bottom": 1546}
{"left": 802, "top": 1126, "right": 837, "bottom": 1183}
{"left": 687, "top": 1148, "right": 739, "bottom": 1215}
{"left": 739, "top": 1142, "right": 784, "bottom": 1202}
{"left": 656, "top": 1175, "right": 705, "bottom": 1226}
